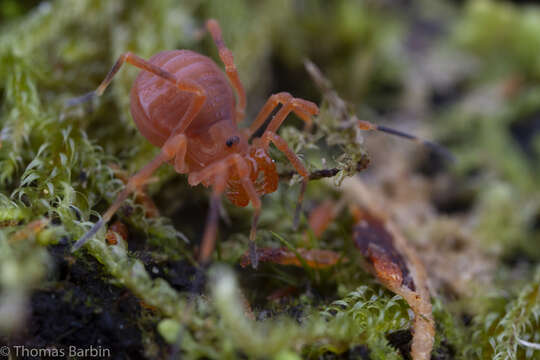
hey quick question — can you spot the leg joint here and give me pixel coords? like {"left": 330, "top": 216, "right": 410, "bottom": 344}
{"left": 162, "top": 133, "right": 187, "bottom": 159}
{"left": 291, "top": 98, "right": 319, "bottom": 115}
{"left": 271, "top": 92, "right": 293, "bottom": 103}
{"left": 219, "top": 48, "right": 234, "bottom": 64}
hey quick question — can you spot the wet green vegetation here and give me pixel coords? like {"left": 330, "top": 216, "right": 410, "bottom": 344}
{"left": 0, "top": 0, "right": 539, "bottom": 359}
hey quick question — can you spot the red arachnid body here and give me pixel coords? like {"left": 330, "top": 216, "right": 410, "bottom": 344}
{"left": 130, "top": 49, "right": 279, "bottom": 206}
{"left": 71, "top": 19, "right": 448, "bottom": 265}
{"left": 72, "top": 20, "right": 317, "bottom": 265}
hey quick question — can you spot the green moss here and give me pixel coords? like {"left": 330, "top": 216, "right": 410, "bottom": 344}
{"left": 456, "top": 0, "right": 540, "bottom": 79}
{"left": 465, "top": 267, "right": 540, "bottom": 359}
{"left": 1, "top": 0, "right": 539, "bottom": 359}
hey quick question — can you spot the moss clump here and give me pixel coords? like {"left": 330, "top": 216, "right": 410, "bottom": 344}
{"left": 1, "top": 0, "right": 539, "bottom": 359}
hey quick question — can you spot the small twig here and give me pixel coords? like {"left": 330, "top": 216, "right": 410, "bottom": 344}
{"left": 279, "top": 158, "right": 370, "bottom": 181}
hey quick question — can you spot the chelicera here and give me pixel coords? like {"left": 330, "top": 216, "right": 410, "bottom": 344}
{"left": 71, "top": 19, "right": 317, "bottom": 266}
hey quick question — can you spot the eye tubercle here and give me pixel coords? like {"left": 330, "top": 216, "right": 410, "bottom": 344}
{"left": 226, "top": 135, "right": 240, "bottom": 148}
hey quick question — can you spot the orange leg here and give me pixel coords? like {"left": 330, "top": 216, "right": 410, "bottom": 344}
{"left": 257, "top": 131, "right": 309, "bottom": 228}
{"left": 198, "top": 163, "right": 228, "bottom": 264}
{"left": 248, "top": 92, "right": 318, "bottom": 137}
{"left": 187, "top": 154, "right": 239, "bottom": 186}
{"left": 190, "top": 154, "right": 262, "bottom": 267}
{"left": 172, "top": 134, "right": 188, "bottom": 173}
{"left": 231, "top": 155, "right": 262, "bottom": 244}
{"left": 206, "top": 19, "right": 246, "bottom": 123}
{"left": 109, "top": 163, "right": 160, "bottom": 218}
{"left": 72, "top": 134, "right": 188, "bottom": 252}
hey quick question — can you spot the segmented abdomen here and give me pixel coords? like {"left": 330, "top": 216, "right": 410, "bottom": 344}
{"left": 130, "top": 50, "right": 235, "bottom": 148}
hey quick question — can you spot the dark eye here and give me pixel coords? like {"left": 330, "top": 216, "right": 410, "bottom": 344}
{"left": 226, "top": 136, "right": 240, "bottom": 148}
